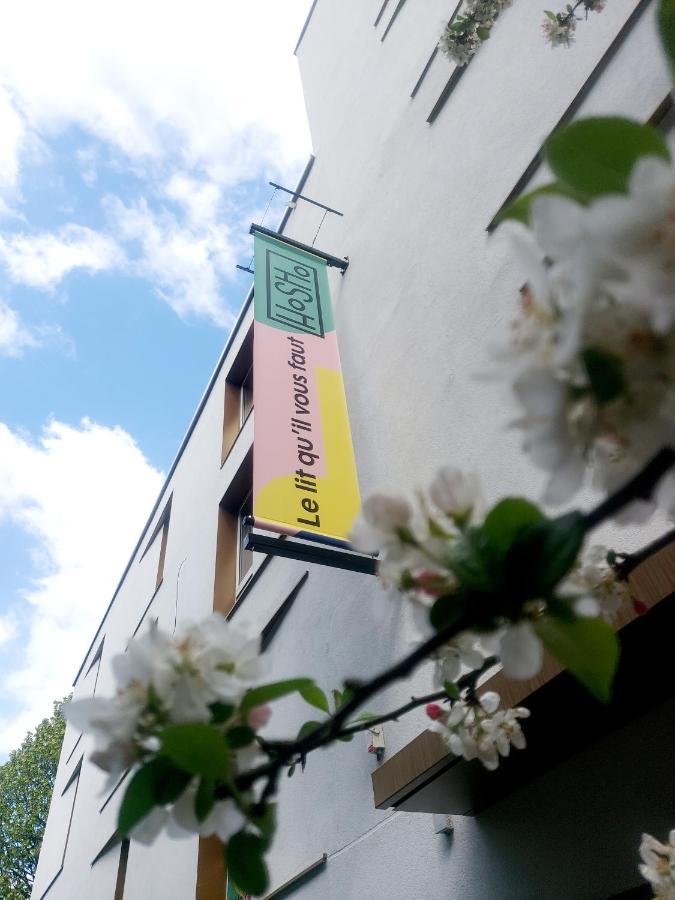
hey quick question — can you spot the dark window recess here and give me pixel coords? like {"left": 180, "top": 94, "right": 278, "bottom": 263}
{"left": 222, "top": 327, "right": 253, "bottom": 465}
{"left": 140, "top": 497, "right": 172, "bottom": 589}
{"left": 238, "top": 492, "right": 254, "bottom": 586}
{"left": 411, "top": 0, "right": 463, "bottom": 100}
{"left": 380, "top": 0, "right": 408, "bottom": 41}
{"left": 114, "top": 840, "right": 130, "bottom": 900}
{"left": 38, "top": 758, "right": 82, "bottom": 899}
{"left": 240, "top": 365, "right": 254, "bottom": 426}
{"left": 374, "top": 0, "right": 391, "bottom": 27}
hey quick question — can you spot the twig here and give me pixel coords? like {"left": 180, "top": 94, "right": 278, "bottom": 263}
{"left": 584, "top": 447, "right": 675, "bottom": 531}
{"left": 613, "top": 526, "right": 675, "bottom": 580}
{"left": 320, "top": 655, "right": 499, "bottom": 742}
{"left": 227, "top": 447, "right": 675, "bottom": 798}
{"left": 231, "top": 612, "right": 472, "bottom": 793}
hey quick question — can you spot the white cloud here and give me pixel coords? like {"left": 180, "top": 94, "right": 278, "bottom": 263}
{"left": 0, "top": 614, "right": 17, "bottom": 649}
{"left": 0, "top": 417, "right": 163, "bottom": 753}
{"left": 164, "top": 173, "right": 222, "bottom": 226}
{"left": 106, "top": 195, "right": 239, "bottom": 325}
{"left": 0, "top": 224, "right": 121, "bottom": 289}
{"left": 0, "top": 0, "right": 312, "bottom": 194}
{"left": 0, "top": 87, "right": 25, "bottom": 202}
{"left": 0, "top": 300, "right": 39, "bottom": 356}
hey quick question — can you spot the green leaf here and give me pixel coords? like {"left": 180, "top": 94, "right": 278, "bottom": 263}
{"left": 297, "top": 720, "right": 322, "bottom": 740}
{"left": 476, "top": 25, "right": 491, "bottom": 39}
{"left": 659, "top": 0, "right": 675, "bottom": 77}
{"left": 226, "top": 725, "right": 256, "bottom": 750}
{"left": 226, "top": 832, "right": 269, "bottom": 896}
{"left": 482, "top": 498, "right": 545, "bottom": 560}
{"left": 444, "top": 680, "right": 461, "bottom": 700}
{"left": 209, "top": 702, "right": 235, "bottom": 724}
{"left": 336, "top": 732, "right": 354, "bottom": 742}
{"left": 298, "top": 682, "right": 329, "bottom": 713}
{"left": 492, "top": 182, "right": 586, "bottom": 226}
{"left": 117, "top": 759, "right": 190, "bottom": 836}
{"left": 195, "top": 776, "right": 215, "bottom": 823}
{"left": 448, "top": 527, "right": 496, "bottom": 591}
{"left": 287, "top": 764, "right": 296, "bottom": 778}
{"left": 535, "top": 614, "right": 620, "bottom": 702}
{"left": 0, "top": 696, "right": 69, "bottom": 896}
{"left": 250, "top": 803, "right": 276, "bottom": 851}
{"left": 545, "top": 117, "right": 671, "bottom": 198}
{"left": 544, "top": 9, "right": 557, "bottom": 20}
{"left": 160, "top": 723, "right": 231, "bottom": 780}
{"left": 429, "top": 591, "right": 468, "bottom": 631}
{"left": 582, "top": 346, "right": 626, "bottom": 405}
{"left": 240, "top": 678, "right": 320, "bottom": 714}
{"left": 509, "top": 511, "right": 586, "bottom": 596}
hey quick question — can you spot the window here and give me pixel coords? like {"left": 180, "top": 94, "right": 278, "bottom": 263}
{"left": 237, "top": 492, "right": 254, "bottom": 586}
{"left": 114, "top": 839, "right": 130, "bottom": 900}
{"left": 240, "top": 364, "right": 253, "bottom": 426}
{"left": 222, "top": 327, "right": 253, "bottom": 465}
{"left": 213, "top": 452, "right": 258, "bottom": 617}
{"left": 140, "top": 497, "right": 172, "bottom": 590}
{"left": 34, "top": 758, "right": 82, "bottom": 898}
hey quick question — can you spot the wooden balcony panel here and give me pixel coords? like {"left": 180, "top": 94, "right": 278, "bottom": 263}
{"left": 372, "top": 538, "right": 675, "bottom": 814}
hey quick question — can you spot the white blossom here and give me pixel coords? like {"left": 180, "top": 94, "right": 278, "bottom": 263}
{"left": 349, "top": 493, "right": 412, "bottom": 554}
{"left": 565, "top": 545, "right": 632, "bottom": 623}
{"left": 65, "top": 616, "right": 266, "bottom": 782}
{"left": 499, "top": 621, "right": 543, "bottom": 680}
{"left": 542, "top": 13, "right": 577, "bottom": 47}
{"left": 167, "top": 781, "right": 247, "bottom": 843}
{"left": 439, "top": 25, "right": 481, "bottom": 66}
{"left": 639, "top": 830, "right": 675, "bottom": 899}
{"left": 431, "top": 692, "right": 530, "bottom": 771}
{"left": 433, "top": 632, "right": 488, "bottom": 685}
{"left": 130, "top": 807, "right": 169, "bottom": 846}
{"left": 429, "top": 466, "right": 481, "bottom": 524}
{"left": 498, "top": 155, "right": 675, "bottom": 515}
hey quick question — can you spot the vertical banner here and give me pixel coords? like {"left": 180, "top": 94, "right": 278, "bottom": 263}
{"left": 252, "top": 228, "right": 360, "bottom": 546}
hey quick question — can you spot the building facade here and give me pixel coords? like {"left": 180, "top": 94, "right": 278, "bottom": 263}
{"left": 32, "top": 1, "right": 674, "bottom": 898}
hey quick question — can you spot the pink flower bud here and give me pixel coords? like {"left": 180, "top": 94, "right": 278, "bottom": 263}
{"left": 415, "top": 570, "right": 444, "bottom": 598}
{"left": 248, "top": 704, "right": 272, "bottom": 731}
{"left": 426, "top": 703, "right": 443, "bottom": 721}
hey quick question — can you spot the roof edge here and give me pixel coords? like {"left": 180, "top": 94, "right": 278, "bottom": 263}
{"left": 294, "top": 0, "right": 320, "bottom": 55}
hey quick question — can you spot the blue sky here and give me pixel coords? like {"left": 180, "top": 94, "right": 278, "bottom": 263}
{"left": 0, "top": 0, "right": 312, "bottom": 754}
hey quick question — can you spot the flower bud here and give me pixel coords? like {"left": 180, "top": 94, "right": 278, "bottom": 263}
{"left": 247, "top": 704, "right": 272, "bottom": 731}
{"left": 425, "top": 703, "right": 444, "bottom": 721}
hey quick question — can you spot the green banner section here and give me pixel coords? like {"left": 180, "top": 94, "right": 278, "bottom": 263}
{"left": 253, "top": 231, "right": 334, "bottom": 337}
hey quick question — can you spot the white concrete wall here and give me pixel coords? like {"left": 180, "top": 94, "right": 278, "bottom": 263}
{"left": 33, "top": 1, "right": 673, "bottom": 897}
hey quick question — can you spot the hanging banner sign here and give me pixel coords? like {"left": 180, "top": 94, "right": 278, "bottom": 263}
{"left": 252, "top": 226, "right": 360, "bottom": 546}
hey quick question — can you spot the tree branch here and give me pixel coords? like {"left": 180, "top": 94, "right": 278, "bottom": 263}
{"left": 334, "top": 655, "right": 499, "bottom": 739}
{"left": 613, "top": 526, "right": 675, "bottom": 580}
{"left": 583, "top": 447, "right": 675, "bottom": 531}
{"left": 228, "top": 447, "right": 675, "bottom": 799}
{"left": 230, "top": 613, "right": 472, "bottom": 794}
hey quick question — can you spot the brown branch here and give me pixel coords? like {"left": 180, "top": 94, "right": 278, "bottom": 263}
{"left": 583, "top": 447, "right": 675, "bottom": 531}
{"left": 231, "top": 611, "right": 472, "bottom": 794}
{"left": 613, "top": 526, "right": 675, "bottom": 580}
{"left": 227, "top": 447, "right": 675, "bottom": 800}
